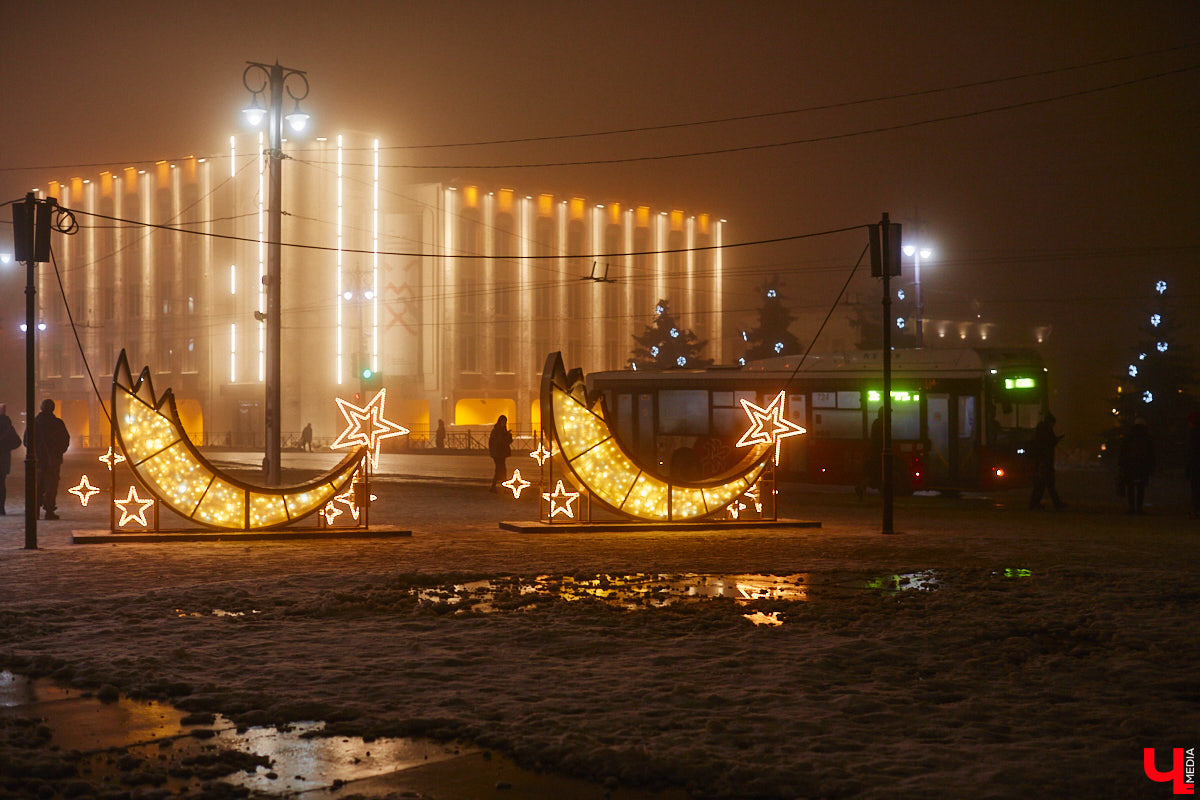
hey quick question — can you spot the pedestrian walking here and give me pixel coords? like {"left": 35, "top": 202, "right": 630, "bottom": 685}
{"left": 488, "top": 414, "right": 512, "bottom": 492}
{"left": 0, "top": 403, "right": 22, "bottom": 515}
{"left": 1118, "top": 417, "right": 1155, "bottom": 515}
{"left": 299, "top": 422, "right": 313, "bottom": 452}
{"left": 24, "top": 399, "right": 70, "bottom": 520}
{"left": 1028, "top": 412, "right": 1066, "bottom": 510}
{"left": 435, "top": 419, "right": 446, "bottom": 451}
{"left": 1186, "top": 410, "right": 1200, "bottom": 518}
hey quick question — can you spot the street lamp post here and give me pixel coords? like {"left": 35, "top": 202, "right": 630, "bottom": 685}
{"left": 242, "top": 61, "right": 309, "bottom": 485}
{"left": 902, "top": 244, "right": 933, "bottom": 348}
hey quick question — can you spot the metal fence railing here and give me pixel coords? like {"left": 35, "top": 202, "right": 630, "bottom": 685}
{"left": 71, "top": 428, "right": 542, "bottom": 453}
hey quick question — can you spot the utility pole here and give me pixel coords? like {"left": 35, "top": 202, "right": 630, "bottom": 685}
{"left": 870, "top": 213, "right": 902, "bottom": 535}
{"left": 12, "top": 193, "right": 54, "bottom": 549}
{"left": 243, "top": 61, "right": 309, "bottom": 485}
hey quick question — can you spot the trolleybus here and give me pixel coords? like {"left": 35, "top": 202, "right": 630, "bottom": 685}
{"left": 587, "top": 348, "right": 1049, "bottom": 494}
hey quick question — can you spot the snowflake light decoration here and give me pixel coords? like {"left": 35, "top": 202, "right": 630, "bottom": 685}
{"left": 1151, "top": 313, "right": 1162, "bottom": 327}
{"left": 1157, "top": 341, "right": 1169, "bottom": 353}
{"left": 676, "top": 356, "right": 687, "bottom": 366}
{"left": 1156, "top": 280, "right": 1167, "bottom": 294}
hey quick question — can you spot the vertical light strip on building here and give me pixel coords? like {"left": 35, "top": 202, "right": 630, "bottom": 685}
{"left": 655, "top": 212, "right": 666, "bottom": 305}
{"left": 257, "top": 130, "right": 265, "bottom": 382}
{"left": 336, "top": 134, "right": 343, "bottom": 384}
{"left": 230, "top": 264, "right": 236, "bottom": 295}
{"left": 372, "top": 138, "right": 379, "bottom": 373}
{"left": 230, "top": 323, "right": 237, "bottom": 383}
{"left": 686, "top": 216, "right": 696, "bottom": 324}
{"left": 623, "top": 209, "right": 634, "bottom": 365}
{"left": 520, "top": 195, "right": 531, "bottom": 380}
{"left": 715, "top": 219, "right": 725, "bottom": 362}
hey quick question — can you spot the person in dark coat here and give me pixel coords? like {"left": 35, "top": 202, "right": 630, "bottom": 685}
{"left": 487, "top": 415, "right": 512, "bottom": 492}
{"left": 435, "top": 419, "right": 446, "bottom": 451}
{"left": 1185, "top": 411, "right": 1199, "bottom": 518}
{"left": 855, "top": 407, "right": 884, "bottom": 499}
{"left": 0, "top": 403, "right": 22, "bottom": 515}
{"left": 299, "top": 422, "right": 313, "bottom": 452}
{"left": 25, "top": 399, "right": 70, "bottom": 519}
{"left": 1118, "top": 417, "right": 1155, "bottom": 515}
{"left": 1028, "top": 412, "right": 1066, "bottom": 510}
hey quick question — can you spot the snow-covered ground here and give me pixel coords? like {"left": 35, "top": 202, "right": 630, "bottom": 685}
{"left": 1, "top": 453, "right": 1198, "bottom": 799}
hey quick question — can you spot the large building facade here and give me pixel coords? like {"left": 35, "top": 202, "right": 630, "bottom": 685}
{"left": 34, "top": 132, "right": 728, "bottom": 446}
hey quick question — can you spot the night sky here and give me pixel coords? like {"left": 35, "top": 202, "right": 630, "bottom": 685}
{"left": 3, "top": 1, "right": 1198, "bottom": 445}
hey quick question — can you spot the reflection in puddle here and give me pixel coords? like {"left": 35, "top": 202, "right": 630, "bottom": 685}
{"left": 1000, "top": 568, "right": 1033, "bottom": 578}
{"left": 864, "top": 570, "right": 940, "bottom": 592}
{"left": 174, "top": 608, "right": 261, "bottom": 618}
{"left": 213, "top": 718, "right": 469, "bottom": 795}
{"left": 418, "top": 573, "right": 811, "bottom": 625}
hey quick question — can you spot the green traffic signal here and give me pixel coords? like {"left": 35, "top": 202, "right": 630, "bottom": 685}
{"left": 361, "top": 367, "right": 374, "bottom": 380}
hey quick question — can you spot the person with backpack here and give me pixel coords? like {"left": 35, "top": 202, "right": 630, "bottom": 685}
{"left": 1118, "top": 417, "right": 1155, "bottom": 515}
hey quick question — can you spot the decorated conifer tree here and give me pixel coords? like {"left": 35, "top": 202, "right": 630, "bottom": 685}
{"left": 740, "top": 276, "right": 803, "bottom": 363}
{"left": 627, "top": 299, "right": 713, "bottom": 370}
{"left": 1110, "top": 278, "right": 1196, "bottom": 460}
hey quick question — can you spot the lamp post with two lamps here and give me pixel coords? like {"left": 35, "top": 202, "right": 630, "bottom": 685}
{"left": 901, "top": 243, "right": 934, "bottom": 348}
{"left": 241, "top": 61, "right": 310, "bottom": 485}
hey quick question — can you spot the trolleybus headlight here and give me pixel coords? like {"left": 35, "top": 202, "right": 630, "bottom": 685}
{"left": 993, "top": 467, "right": 1006, "bottom": 478}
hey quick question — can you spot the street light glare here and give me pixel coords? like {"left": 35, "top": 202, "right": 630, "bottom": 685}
{"left": 286, "top": 102, "right": 310, "bottom": 133}
{"left": 902, "top": 245, "right": 915, "bottom": 257}
{"left": 242, "top": 96, "right": 266, "bottom": 127}
{"left": 920, "top": 247, "right": 933, "bottom": 259}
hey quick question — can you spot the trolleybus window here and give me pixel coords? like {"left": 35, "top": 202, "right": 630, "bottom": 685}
{"left": 660, "top": 389, "right": 709, "bottom": 435}
{"left": 867, "top": 390, "right": 921, "bottom": 440}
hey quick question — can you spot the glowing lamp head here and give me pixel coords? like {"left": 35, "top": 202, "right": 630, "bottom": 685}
{"left": 0, "top": 253, "right": 11, "bottom": 264}
{"left": 285, "top": 99, "right": 310, "bottom": 132}
{"left": 902, "top": 245, "right": 915, "bottom": 257}
{"left": 920, "top": 247, "right": 933, "bottom": 259}
{"left": 360, "top": 367, "right": 374, "bottom": 380}
{"left": 242, "top": 94, "right": 266, "bottom": 127}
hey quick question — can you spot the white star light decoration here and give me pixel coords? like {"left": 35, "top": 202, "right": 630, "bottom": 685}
{"left": 114, "top": 485, "right": 155, "bottom": 527}
{"left": 735, "top": 391, "right": 807, "bottom": 465}
{"left": 543, "top": 480, "right": 580, "bottom": 519}
{"left": 69, "top": 475, "right": 101, "bottom": 507}
{"left": 502, "top": 469, "right": 532, "bottom": 498}
{"left": 99, "top": 446, "right": 126, "bottom": 470}
{"left": 330, "top": 388, "right": 409, "bottom": 469}
{"left": 530, "top": 441, "right": 552, "bottom": 466}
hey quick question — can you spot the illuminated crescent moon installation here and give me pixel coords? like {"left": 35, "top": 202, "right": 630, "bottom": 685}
{"left": 536, "top": 352, "right": 792, "bottom": 523}
{"left": 110, "top": 350, "right": 368, "bottom": 532}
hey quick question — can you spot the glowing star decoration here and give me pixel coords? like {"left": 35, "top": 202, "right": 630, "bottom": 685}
{"left": 502, "top": 469, "right": 532, "bottom": 498}
{"left": 736, "top": 390, "right": 807, "bottom": 465}
{"left": 114, "top": 485, "right": 154, "bottom": 527}
{"left": 69, "top": 475, "right": 101, "bottom": 507}
{"left": 334, "top": 487, "right": 361, "bottom": 521}
{"left": 542, "top": 480, "right": 580, "bottom": 519}
{"left": 322, "top": 501, "right": 343, "bottom": 526}
{"left": 330, "top": 388, "right": 409, "bottom": 469}
{"left": 530, "top": 441, "right": 552, "bottom": 466}
{"left": 99, "top": 446, "right": 126, "bottom": 470}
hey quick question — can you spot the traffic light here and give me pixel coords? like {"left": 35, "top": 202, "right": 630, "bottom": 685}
{"left": 359, "top": 366, "right": 382, "bottom": 392}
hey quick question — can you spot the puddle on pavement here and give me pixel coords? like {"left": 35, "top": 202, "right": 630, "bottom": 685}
{"left": 417, "top": 572, "right": 813, "bottom": 626}
{"left": 862, "top": 570, "right": 941, "bottom": 592}
{"left": 0, "top": 671, "right": 688, "bottom": 800}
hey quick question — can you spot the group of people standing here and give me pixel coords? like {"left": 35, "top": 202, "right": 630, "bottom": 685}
{"left": 0, "top": 399, "right": 71, "bottom": 519}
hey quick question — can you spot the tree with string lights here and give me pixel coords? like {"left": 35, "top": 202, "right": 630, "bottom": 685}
{"left": 1108, "top": 279, "right": 1197, "bottom": 463}
{"left": 627, "top": 299, "right": 713, "bottom": 370}
{"left": 739, "top": 276, "right": 803, "bottom": 363}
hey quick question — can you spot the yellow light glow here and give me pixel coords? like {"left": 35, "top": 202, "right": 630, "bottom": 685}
{"left": 330, "top": 388, "right": 409, "bottom": 470}
{"left": 502, "top": 469, "right": 532, "bottom": 498}
{"left": 69, "top": 475, "right": 101, "bottom": 507}
{"left": 113, "top": 351, "right": 366, "bottom": 530}
{"left": 545, "top": 357, "right": 772, "bottom": 522}
{"left": 543, "top": 480, "right": 580, "bottom": 519}
{"left": 115, "top": 485, "right": 155, "bottom": 527}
